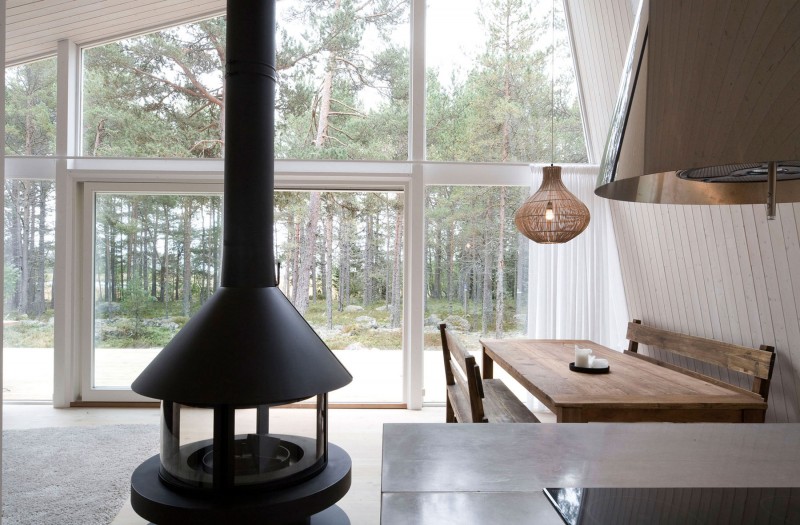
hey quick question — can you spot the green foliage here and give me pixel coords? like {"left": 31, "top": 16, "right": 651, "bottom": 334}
{"left": 95, "top": 320, "right": 176, "bottom": 348}
{"left": 4, "top": 263, "right": 20, "bottom": 304}
{"left": 3, "top": 320, "right": 54, "bottom": 347}
{"left": 426, "top": 0, "right": 586, "bottom": 163}
{"left": 82, "top": 19, "right": 225, "bottom": 157}
{"left": 5, "top": 58, "right": 57, "bottom": 155}
{"left": 302, "top": 301, "right": 401, "bottom": 350}
{"left": 120, "top": 275, "right": 155, "bottom": 339}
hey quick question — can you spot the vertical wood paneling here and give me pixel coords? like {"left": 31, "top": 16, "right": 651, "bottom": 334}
{"left": 564, "top": 0, "right": 635, "bottom": 163}
{"left": 611, "top": 201, "right": 800, "bottom": 423}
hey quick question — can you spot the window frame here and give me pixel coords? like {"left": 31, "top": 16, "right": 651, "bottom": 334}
{"left": 3, "top": 0, "right": 591, "bottom": 408}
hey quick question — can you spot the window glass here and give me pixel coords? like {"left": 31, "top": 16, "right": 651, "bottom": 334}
{"left": 275, "top": 0, "right": 410, "bottom": 160}
{"left": 93, "top": 194, "right": 223, "bottom": 387}
{"left": 425, "top": 0, "right": 586, "bottom": 163}
{"left": 92, "top": 190, "right": 404, "bottom": 403}
{"left": 3, "top": 179, "right": 56, "bottom": 400}
{"left": 82, "top": 19, "right": 227, "bottom": 157}
{"left": 423, "top": 185, "right": 529, "bottom": 403}
{"left": 5, "top": 58, "right": 57, "bottom": 156}
{"left": 81, "top": 0, "right": 410, "bottom": 160}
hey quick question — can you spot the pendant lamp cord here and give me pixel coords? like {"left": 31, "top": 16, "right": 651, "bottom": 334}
{"left": 550, "top": 0, "right": 555, "bottom": 167}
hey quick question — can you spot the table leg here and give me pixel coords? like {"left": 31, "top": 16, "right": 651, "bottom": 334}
{"left": 742, "top": 409, "right": 766, "bottom": 423}
{"left": 557, "top": 407, "right": 586, "bottom": 423}
{"left": 482, "top": 347, "right": 494, "bottom": 379}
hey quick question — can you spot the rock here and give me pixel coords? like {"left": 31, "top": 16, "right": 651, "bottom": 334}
{"left": 354, "top": 316, "right": 378, "bottom": 329}
{"left": 344, "top": 305, "right": 364, "bottom": 312}
{"left": 443, "top": 315, "right": 470, "bottom": 331}
{"left": 425, "top": 314, "right": 441, "bottom": 326}
{"left": 375, "top": 305, "right": 388, "bottom": 311}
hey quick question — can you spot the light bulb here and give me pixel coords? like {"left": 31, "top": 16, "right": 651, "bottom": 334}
{"left": 545, "top": 202, "right": 554, "bottom": 221}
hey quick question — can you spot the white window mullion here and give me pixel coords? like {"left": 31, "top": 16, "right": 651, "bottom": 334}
{"left": 53, "top": 39, "right": 81, "bottom": 407}
{"left": 409, "top": 0, "right": 426, "bottom": 162}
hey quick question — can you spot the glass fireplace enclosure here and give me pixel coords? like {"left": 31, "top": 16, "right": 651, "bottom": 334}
{"left": 159, "top": 395, "right": 328, "bottom": 491}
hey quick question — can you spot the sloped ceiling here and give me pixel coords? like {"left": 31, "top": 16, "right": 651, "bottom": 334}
{"left": 6, "top": 0, "right": 225, "bottom": 66}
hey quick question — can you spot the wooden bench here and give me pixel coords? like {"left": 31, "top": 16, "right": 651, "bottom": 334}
{"left": 439, "top": 323, "right": 539, "bottom": 423}
{"left": 625, "top": 319, "right": 776, "bottom": 407}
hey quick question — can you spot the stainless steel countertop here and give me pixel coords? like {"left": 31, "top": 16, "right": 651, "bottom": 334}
{"left": 381, "top": 423, "right": 800, "bottom": 524}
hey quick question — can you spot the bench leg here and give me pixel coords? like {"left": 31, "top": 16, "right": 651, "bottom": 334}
{"left": 446, "top": 398, "right": 456, "bottom": 423}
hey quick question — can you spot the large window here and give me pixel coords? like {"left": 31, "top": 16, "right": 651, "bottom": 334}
{"left": 87, "top": 188, "right": 404, "bottom": 403}
{"left": 423, "top": 185, "right": 529, "bottom": 403}
{"left": 81, "top": 0, "right": 410, "bottom": 161}
{"left": 3, "top": 179, "right": 56, "bottom": 401}
{"left": 426, "top": 0, "right": 585, "bottom": 163}
{"left": 92, "top": 192, "right": 223, "bottom": 389}
{"left": 4, "top": 0, "right": 592, "bottom": 408}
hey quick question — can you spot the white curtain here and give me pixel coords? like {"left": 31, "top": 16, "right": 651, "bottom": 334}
{"left": 525, "top": 164, "right": 628, "bottom": 351}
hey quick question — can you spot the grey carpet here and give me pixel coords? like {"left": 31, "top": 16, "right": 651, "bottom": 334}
{"left": 2, "top": 424, "right": 159, "bottom": 525}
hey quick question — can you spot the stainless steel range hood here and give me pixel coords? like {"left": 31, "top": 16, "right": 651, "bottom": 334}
{"left": 595, "top": 0, "right": 800, "bottom": 206}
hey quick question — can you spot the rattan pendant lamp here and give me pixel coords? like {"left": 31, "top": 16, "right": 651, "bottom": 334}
{"left": 514, "top": 1, "right": 590, "bottom": 244}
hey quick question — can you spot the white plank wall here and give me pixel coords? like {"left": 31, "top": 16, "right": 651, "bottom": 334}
{"left": 6, "top": 0, "right": 226, "bottom": 65}
{"left": 563, "top": 0, "right": 636, "bottom": 162}
{"left": 611, "top": 201, "right": 800, "bottom": 423}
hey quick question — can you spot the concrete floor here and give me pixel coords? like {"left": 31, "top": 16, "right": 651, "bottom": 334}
{"left": 2, "top": 404, "right": 446, "bottom": 524}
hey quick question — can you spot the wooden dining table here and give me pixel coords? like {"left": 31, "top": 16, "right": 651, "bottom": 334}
{"left": 479, "top": 339, "right": 768, "bottom": 423}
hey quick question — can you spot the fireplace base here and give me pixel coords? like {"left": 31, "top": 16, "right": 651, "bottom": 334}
{"left": 131, "top": 443, "right": 351, "bottom": 524}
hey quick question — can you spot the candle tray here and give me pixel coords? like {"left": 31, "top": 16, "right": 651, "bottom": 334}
{"left": 569, "top": 362, "right": 610, "bottom": 374}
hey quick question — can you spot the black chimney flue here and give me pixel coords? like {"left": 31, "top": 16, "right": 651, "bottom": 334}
{"left": 221, "top": 0, "right": 276, "bottom": 288}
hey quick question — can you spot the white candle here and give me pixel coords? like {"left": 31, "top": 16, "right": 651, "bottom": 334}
{"left": 575, "top": 347, "right": 592, "bottom": 367}
{"left": 593, "top": 358, "right": 609, "bottom": 369}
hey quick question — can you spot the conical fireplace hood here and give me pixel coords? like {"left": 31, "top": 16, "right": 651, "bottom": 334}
{"left": 132, "top": 0, "right": 352, "bottom": 406}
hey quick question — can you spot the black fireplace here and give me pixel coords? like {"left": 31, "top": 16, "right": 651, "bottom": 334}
{"left": 129, "top": 0, "right": 353, "bottom": 523}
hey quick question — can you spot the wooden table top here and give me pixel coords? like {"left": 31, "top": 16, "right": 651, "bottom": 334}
{"left": 480, "top": 339, "right": 766, "bottom": 421}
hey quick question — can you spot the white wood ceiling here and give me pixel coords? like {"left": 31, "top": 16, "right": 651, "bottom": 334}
{"left": 6, "top": 0, "right": 226, "bottom": 66}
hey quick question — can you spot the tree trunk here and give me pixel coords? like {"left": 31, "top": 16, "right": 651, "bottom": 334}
{"left": 363, "top": 210, "right": 374, "bottom": 307}
{"left": 447, "top": 222, "right": 455, "bottom": 313}
{"left": 8, "top": 181, "right": 23, "bottom": 311}
{"left": 126, "top": 201, "right": 136, "bottom": 289}
{"left": 433, "top": 225, "right": 442, "bottom": 299}
{"left": 294, "top": 192, "right": 320, "bottom": 315}
{"left": 151, "top": 210, "right": 159, "bottom": 298}
{"left": 92, "top": 119, "right": 106, "bottom": 156}
{"left": 495, "top": 187, "right": 506, "bottom": 337}
{"left": 160, "top": 203, "right": 171, "bottom": 307}
{"left": 182, "top": 197, "right": 193, "bottom": 316}
{"left": 20, "top": 181, "right": 32, "bottom": 315}
{"left": 325, "top": 205, "right": 334, "bottom": 329}
{"left": 390, "top": 204, "right": 403, "bottom": 328}
{"left": 515, "top": 226, "right": 528, "bottom": 332}
{"left": 33, "top": 182, "right": 50, "bottom": 316}
{"left": 290, "top": 213, "right": 300, "bottom": 303}
{"left": 338, "top": 207, "right": 351, "bottom": 311}
{"left": 481, "top": 217, "right": 493, "bottom": 334}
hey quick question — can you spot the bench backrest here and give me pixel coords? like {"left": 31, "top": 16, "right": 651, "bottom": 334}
{"left": 625, "top": 319, "right": 776, "bottom": 401}
{"left": 439, "top": 323, "right": 486, "bottom": 423}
